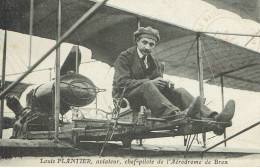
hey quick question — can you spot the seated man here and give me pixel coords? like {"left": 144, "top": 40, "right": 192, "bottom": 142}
{"left": 112, "top": 26, "right": 235, "bottom": 123}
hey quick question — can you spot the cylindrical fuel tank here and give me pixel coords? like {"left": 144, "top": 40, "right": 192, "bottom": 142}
{"left": 31, "top": 74, "right": 97, "bottom": 115}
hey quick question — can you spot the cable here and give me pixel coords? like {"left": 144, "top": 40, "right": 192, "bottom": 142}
{"left": 244, "top": 30, "right": 260, "bottom": 47}
{"left": 79, "top": 107, "right": 112, "bottom": 115}
{"left": 3, "top": 45, "right": 32, "bottom": 84}
{"left": 8, "top": 35, "right": 29, "bottom": 69}
{"left": 156, "top": 39, "right": 196, "bottom": 58}
{"left": 158, "top": 43, "right": 196, "bottom": 61}
{"left": 63, "top": 1, "right": 83, "bottom": 46}
{"left": 202, "top": 38, "right": 258, "bottom": 89}
{"left": 175, "top": 37, "right": 197, "bottom": 76}
{"left": 201, "top": 40, "right": 218, "bottom": 85}
{"left": 0, "top": 67, "right": 53, "bottom": 78}
{"left": 99, "top": 87, "right": 126, "bottom": 156}
{"left": 100, "top": 93, "right": 113, "bottom": 113}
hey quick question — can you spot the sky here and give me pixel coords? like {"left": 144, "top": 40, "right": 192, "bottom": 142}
{"left": 0, "top": 0, "right": 260, "bottom": 150}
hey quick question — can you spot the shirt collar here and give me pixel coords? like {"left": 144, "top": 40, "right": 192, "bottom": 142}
{"left": 137, "top": 47, "right": 145, "bottom": 59}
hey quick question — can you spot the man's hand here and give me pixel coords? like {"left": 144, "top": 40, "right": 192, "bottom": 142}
{"left": 165, "top": 79, "right": 175, "bottom": 89}
{"left": 151, "top": 77, "right": 167, "bottom": 90}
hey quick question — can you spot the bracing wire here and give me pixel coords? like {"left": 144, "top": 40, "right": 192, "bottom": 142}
{"left": 99, "top": 88, "right": 126, "bottom": 157}
{"left": 0, "top": 67, "right": 53, "bottom": 78}
{"left": 156, "top": 39, "right": 196, "bottom": 59}
{"left": 98, "top": 66, "right": 113, "bottom": 111}
{"left": 202, "top": 38, "right": 258, "bottom": 89}
{"left": 101, "top": 93, "right": 113, "bottom": 113}
{"left": 201, "top": 40, "right": 218, "bottom": 85}
{"left": 201, "top": 38, "right": 233, "bottom": 69}
{"left": 0, "top": 38, "right": 32, "bottom": 84}
{"left": 5, "top": 47, "right": 32, "bottom": 84}
{"left": 8, "top": 35, "right": 29, "bottom": 69}
{"left": 244, "top": 30, "right": 260, "bottom": 47}
{"left": 176, "top": 37, "right": 197, "bottom": 76}
{"left": 63, "top": 1, "right": 83, "bottom": 46}
{"left": 158, "top": 42, "right": 197, "bottom": 61}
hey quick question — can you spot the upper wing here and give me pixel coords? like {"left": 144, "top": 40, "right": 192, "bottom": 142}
{"left": 1, "top": 0, "right": 260, "bottom": 92}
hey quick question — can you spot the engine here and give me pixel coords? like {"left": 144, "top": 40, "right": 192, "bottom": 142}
{"left": 26, "top": 73, "right": 97, "bottom": 115}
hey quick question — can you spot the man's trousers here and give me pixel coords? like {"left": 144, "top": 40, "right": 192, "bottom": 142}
{"left": 124, "top": 81, "right": 216, "bottom": 118}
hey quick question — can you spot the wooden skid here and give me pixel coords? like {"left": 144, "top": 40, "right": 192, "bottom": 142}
{"left": 13, "top": 117, "right": 232, "bottom": 145}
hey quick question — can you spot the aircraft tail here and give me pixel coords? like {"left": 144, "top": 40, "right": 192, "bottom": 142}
{"left": 60, "top": 46, "right": 81, "bottom": 76}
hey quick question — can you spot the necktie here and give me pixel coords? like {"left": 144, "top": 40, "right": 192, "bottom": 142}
{"left": 142, "top": 55, "right": 148, "bottom": 69}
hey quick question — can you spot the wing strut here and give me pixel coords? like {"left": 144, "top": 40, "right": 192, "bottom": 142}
{"left": 0, "top": 0, "right": 7, "bottom": 139}
{"left": 220, "top": 76, "right": 227, "bottom": 147}
{"left": 54, "top": 0, "right": 62, "bottom": 142}
{"left": 201, "top": 39, "right": 228, "bottom": 147}
{"left": 0, "top": 31, "right": 7, "bottom": 139}
{"left": 28, "top": 0, "right": 34, "bottom": 68}
{"left": 196, "top": 33, "right": 206, "bottom": 147}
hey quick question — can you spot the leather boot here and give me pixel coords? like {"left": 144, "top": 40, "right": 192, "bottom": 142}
{"left": 214, "top": 100, "right": 235, "bottom": 122}
{"left": 212, "top": 100, "right": 235, "bottom": 135}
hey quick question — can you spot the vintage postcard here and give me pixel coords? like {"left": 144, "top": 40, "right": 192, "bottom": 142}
{"left": 0, "top": 0, "right": 260, "bottom": 167}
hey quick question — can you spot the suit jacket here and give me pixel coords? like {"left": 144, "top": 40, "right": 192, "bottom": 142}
{"left": 112, "top": 46, "right": 162, "bottom": 98}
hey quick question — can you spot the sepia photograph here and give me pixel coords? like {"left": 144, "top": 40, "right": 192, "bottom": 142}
{"left": 0, "top": 0, "right": 260, "bottom": 167}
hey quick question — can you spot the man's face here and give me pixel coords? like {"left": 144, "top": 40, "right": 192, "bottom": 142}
{"left": 136, "top": 37, "right": 156, "bottom": 56}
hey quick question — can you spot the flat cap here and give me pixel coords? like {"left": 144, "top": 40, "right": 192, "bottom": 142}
{"left": 133, "top": 26, "right": 160, "bottom": 42}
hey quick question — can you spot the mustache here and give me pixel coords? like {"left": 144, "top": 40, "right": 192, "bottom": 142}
{"left": 141, "top": 49, "right": 151, "bottom": 53}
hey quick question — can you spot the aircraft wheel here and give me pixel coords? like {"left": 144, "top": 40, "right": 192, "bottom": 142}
{"left": 122, "top": 139, "right": 132, "bottom": 148}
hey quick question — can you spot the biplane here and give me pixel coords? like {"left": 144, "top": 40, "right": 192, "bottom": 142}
{"left": 0, "top": 0, "right": 260, "bottom": 157}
